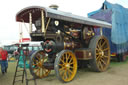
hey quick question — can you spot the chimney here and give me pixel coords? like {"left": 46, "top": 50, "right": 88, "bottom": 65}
{"left": 49, "top": 5, "right": 59, "bottom": 10}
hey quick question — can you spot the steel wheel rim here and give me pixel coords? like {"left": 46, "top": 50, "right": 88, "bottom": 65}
{"left": 58, "top": 51, "right": 77, "bottom": 82}
{"left": 96, "top": 36, "right": 110, "bottom": 71}
{"left": 31, "top": 51, "right": 51, "bottom": 78}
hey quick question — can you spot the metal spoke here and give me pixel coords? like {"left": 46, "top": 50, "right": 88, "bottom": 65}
{"left": 66, "top": 53, "right": 70, "bottom": 63}
{"left": 59, "top": 66, "right": 65, "bottom": 71}
{"left": 67, "top": 69, "right": 71, "bottom": 78}
{"left": 60, "top": 58, "right": 65, "bottom": 64}
{"left": 42, "top": 68, "right": 44, "bottom": 76}
{"left": 36, "top": 56, "right": 40, "bottom": 60}
{"left": 96, "top": 53, "right": 99, "bottom": 56}
{"left": 103, "top": 55, "right": 109, "bottom": 58}
{"left": 100, "top": 58, "right": 106, "bottom": 65}
{"left": 35, "top": 68, "right": 40, "bottom": 74}
{"left": 70, "top": 62, "right": 74, "bottom": 65}
{"left": 42, "top": 56, "right": 47, "bottom": 62}
{"left": 97, "top": 44, "right": 100, "bottom": 49}
{"left": 68, "top": 69, "right": 73, "bottom": 74}
{"left": 64, "top": 70, "right": 67, "bottom": 79}
{"left": 70, "top": 66, "right": 73, "bottom": 69}
{"left": 103, "top": 47, "right": 109, "bottom": 51}
{"left": 43, "top": 69, "right": 47, "bottom": 76}
{"left": 101, "top": 41, "right": 106, "bottom": 48}
{"left": 66, "top": 53, "right": 68, "bottom": 63}
{"left": 32, "top": 63, "right": 38, "bottom": 66}
{"left": 96, "top": 55, "right": 100, "bottom": 61}
{"left": 59, "top": 70, "right": 65, "bottom": 76}
{"left": 32, "top": 58, "right": 38, "bottom": 63}
{"left": 99, "top": 61, "right": 103, "bottom": 70}
{"left": 59, "top": 64, "right": 64, "bottom": 67}
{"left": 99, "top": 39, "right": 102, "bottom": 47}
{"left": 69, "top": 57, "right": 73, "bottom": 63}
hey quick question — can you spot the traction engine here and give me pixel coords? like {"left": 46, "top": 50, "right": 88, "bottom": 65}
{"left": 16, "top": 5, "right": 111, "bottom": 82}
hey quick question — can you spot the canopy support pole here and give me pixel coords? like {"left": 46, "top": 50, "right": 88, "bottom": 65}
{"left": 29, "top": 13, "right": 32, "bottom": 34}
{"left": 100, "top": 27, "right": 103, "bottom": 35}
{"left": 19, "top": 23, "right": 23, "bottom": 42}
{"left": 41, "top": 10, "right": 46, "bottom": 36}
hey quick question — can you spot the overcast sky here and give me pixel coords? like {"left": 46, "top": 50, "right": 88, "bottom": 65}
{"left": 0, "top": 0, "right": 128, "bottom": 44}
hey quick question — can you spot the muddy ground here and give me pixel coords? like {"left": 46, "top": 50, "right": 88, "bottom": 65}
{"left": 0, "top": 59, "right": 128, "bottom": 85}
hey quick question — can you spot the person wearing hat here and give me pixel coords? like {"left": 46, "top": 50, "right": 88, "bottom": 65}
{"left": 0, "top": 47, "right": 8, "bottom": 74}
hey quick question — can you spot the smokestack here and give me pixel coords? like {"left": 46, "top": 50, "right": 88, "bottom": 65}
{"left": 49, "top": 5, "right": 59, "bottom": 10}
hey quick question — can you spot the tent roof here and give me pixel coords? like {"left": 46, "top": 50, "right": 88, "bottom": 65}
{"left": 88, "top": 1, "right": 128, "bottom": 44}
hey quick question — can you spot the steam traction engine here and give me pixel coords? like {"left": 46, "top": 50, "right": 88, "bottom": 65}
{"left": 16, "top": 5, "right": 112, "bottom": 82}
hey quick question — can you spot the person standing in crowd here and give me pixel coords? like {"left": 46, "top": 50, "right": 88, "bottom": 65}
{"left": 0, "top": 47, "right": 8, "bottom": 74}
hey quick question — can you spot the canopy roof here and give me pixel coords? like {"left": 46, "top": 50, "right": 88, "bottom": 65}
{"left": 16, "top": 6, "right": 111, "bottom": 28}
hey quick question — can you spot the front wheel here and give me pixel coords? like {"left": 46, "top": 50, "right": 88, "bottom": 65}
{"left": 29, "top": 50, "right": 51, "bottom": 78}
{"left": 54, "top": 50, "right": 77, "bottom": 82}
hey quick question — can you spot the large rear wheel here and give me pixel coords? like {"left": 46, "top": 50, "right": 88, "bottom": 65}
{"left": 54, "top": 50, "right": 77, "bottom": 82}
{"left": 89, "top": 35, "right": 110, "bottom": 72}
{"left": 29, "top": 50, "right": 51, "bottom": 78}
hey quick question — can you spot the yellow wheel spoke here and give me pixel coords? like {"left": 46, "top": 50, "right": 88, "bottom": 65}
{"left": 42, "top": 57, "right": 45, "bottom": 62}
{"left": 96, "top": 53, "right": 99, "bottom": 56}
{"left": 32, "top": 58, "right": 38, "bottom": 63}
{"left": 70, "top": 62, "right": 74, "bottom": 65}
{"left": 101, "top": 41, "right": 106, "bottom": 48}
{"left": 33, "top": 68, "right": 38, "bottom": 71}
{"left": 40, "top": 68, "right": 43, "bottom": 77}
{"left": 70, "top": 66, "right": 74, "bottom": 69}
{"left": 42, "top": 68, "right": 45, "bottom": 76}
{"left": 40, "top": 59, "right": 44, "bottom": 64}
{"left": 96, "top": 47, "right": 99, "bottom": 50}
{"left": 103, "top": 48, "right": 109, "bottom": 51}
{"left": 59, "top": 70, "right": 64, "bottom": 76}
{"left": 36, "top": 56, "right": 40, "bottom": 60}
{"left": 66, "top": 53, "right": 70, "bottom": 63}
{"left": 96, "top": 55, "right": 100, "bottom": 61}
{"left": 103, "top": 55, "right": 109, "bottom": 58}
{"left": 43, "top": 69, "right": 47, "bottom": 76}
{"left": 69, "top": 57, "right": 73, "bottom": 63}
{"left": 59, "top": 66, "right": 65, "bottom": 71}
{"left": 97, "top": 44, "right": 100, "bottom": 49}
{"left": 68, "top": 69, "right": 73, "bottom": 74}
{"left": 43, "top": 56, "right": 47, "bottom": 62}
{"left": 59, "top": 64, "right": 64, "bottom": 67}
{"left": 67, "top": 69, "right": 71, "bottom": 78}
{"left": 35, "top": 68, "right": 40, "bottom": 74}
{"left": 64, "top": 70, "right": 67, "bottom": 79}
{"left": 99, "top": 40, "right": 102, "bottom": 47}
{"left": 32, "top": 63, "right": 37, "bottom": 66}
{"left": 66, "top": 53, "right": 68, "bottom": 63}
{"left": 98, "top": 61, "right": 103, "bottom": 70}
{"left": 39, "top": 69, "right": 41, "bottom": 77}
{"left": 60, "top": 58, "right": 65, "bottom": 64}
{"left": 62, "top": 55, "right": 64, "bottom": 60}
{"left": 100, "top": 59, "right": 106, "bottom": 65}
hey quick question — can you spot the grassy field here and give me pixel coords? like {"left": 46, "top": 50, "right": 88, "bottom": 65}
{"left": 0, "top": 57, "right": 128, "bottom": 85}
